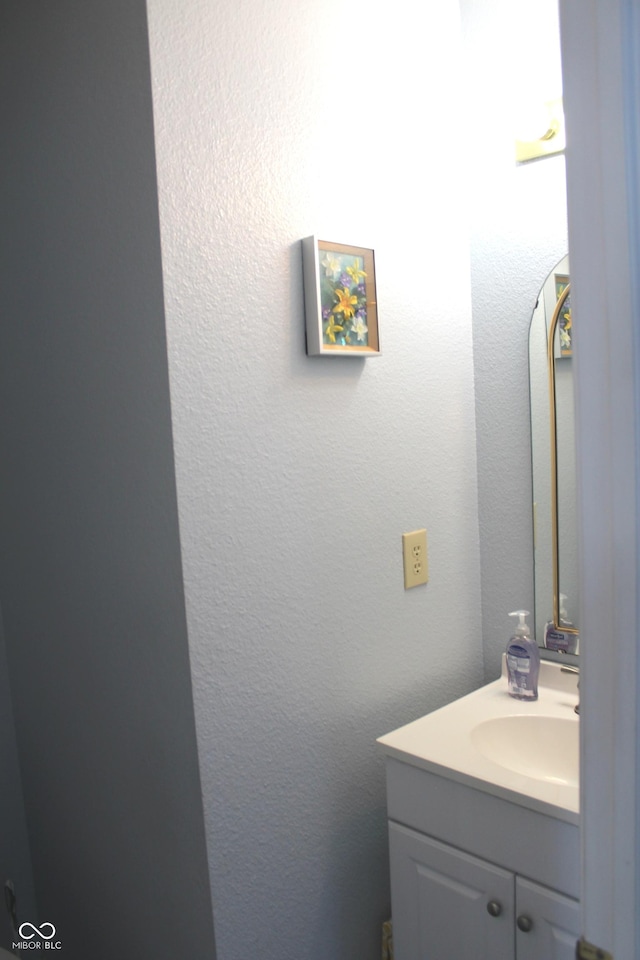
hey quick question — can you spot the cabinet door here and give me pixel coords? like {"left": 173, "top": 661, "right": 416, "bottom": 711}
{"left": 515, "top": 876, "right": 580, "bottom": 960}
{"left": 389, "top": 821, "right": 514, "bottom": 960}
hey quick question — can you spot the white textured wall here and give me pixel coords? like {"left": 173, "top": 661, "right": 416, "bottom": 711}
{"left": 460, "top": 0, "right": 569, "bottom": 678}
{"left": 147, "top": 1, "right": 484, "bottom": 957}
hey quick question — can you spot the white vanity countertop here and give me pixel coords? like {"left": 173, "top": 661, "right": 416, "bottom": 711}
{"left": 377, "top": 658, "right": 579, "bottom": 825}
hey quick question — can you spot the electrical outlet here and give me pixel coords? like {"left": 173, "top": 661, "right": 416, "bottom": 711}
{"left": 402, "top": 529, "right": 428, "bottom": 589}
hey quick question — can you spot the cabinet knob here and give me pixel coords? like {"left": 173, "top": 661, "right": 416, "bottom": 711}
{"left": 517, "top": 914, "right": 534, "bottom": 933}
{"left": 486, "top": 900, "right": 502, "bottom": 917}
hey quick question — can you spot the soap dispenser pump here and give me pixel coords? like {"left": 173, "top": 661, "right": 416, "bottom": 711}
{"left": 506, "top": 610, "right": 540, "bottom": 701}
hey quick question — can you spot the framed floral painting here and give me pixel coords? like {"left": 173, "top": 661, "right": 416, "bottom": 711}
{"left": 301, "top": 237, "right": 380, "bottom": 356}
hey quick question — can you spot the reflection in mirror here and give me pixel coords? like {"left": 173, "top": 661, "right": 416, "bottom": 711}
{"left": 529, "top": 256, "right": 579, "bottom": 654}
{"left": 549, "top": 282, "right": 579, "bottom": 648}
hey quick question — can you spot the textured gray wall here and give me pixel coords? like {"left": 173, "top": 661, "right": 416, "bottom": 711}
{"left": 0, "top": 3, "right": 216, "bottom": 958}
{"left": 0, "top": 614, "right": 36, "bottom": 950}
{"left": 147, "top": 1, "right": 484, "bottom": 957}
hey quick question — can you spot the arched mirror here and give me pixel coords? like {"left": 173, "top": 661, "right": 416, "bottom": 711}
{"left": 529, "top": 255, "right": 579, "bottom": 655}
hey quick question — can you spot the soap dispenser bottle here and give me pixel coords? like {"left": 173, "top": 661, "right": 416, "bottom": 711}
{"left": 506, "top": 610, "right": 540, "bottom": 700}
{"left": 544, "top": 594, "right": 579, "bottom": 654}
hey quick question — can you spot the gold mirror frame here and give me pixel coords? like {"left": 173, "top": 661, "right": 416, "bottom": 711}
{"left": 547, "top": 281, "right": 579, "bottom": 637}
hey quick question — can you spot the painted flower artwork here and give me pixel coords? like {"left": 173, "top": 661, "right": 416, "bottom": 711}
{"left": 302, "top": 237, "right": 379, "bottom": 355}
{"left": 319, "top": 250, "right": 370, "bottom": 347}
{"left": 555, "top": 275, "right": 572, "bottom": 357}
{"left": 559, "top": 297, "right": 572, "bottom": 356}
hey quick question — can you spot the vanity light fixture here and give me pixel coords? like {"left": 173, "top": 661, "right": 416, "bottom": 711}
{"left": 515, "top": 97, "right": 565, "bottom": 164}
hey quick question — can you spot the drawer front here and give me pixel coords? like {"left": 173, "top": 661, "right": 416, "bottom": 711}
{"left": 386, "top": 758, "right": 580, "bottom": 899}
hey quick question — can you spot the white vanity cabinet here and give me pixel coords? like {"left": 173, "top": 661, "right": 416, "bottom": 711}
{"left": 377, "top": 662, "right": 581, "bottom": 960}
{"left": 381, "top": 756, "right": 580, "bottom": 960}
{"left": 389, "top": 821, "right": 580, "bottom": 960}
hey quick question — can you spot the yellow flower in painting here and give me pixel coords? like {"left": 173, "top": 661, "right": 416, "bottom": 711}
{"left": 332, "top": 287, "right": 358, "bottom": 320}
{"left": 559, "top": 309, "right": 572, "bottom": 350}
{"left": 322, "top": 253, "right": 342, "bottom": 279}
{"left": 325, "top": 317, "right": 344, "bottom": 343}
{"left": 346, "top": 258, "right": 367, "bottom": 284}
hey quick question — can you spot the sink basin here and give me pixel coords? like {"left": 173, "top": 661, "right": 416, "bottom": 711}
{"left": 377, "top": 658, "right": 580, "bottom": 821}
{"left": 471, "top": 715, "right": 579, "bottom": 787}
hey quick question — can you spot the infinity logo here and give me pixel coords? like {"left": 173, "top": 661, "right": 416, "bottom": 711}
{"left": 18, "top": 922, "right": 56, "bottom": 940}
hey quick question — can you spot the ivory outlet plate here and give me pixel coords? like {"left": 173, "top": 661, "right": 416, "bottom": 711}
{"left": 402, "top": 529, "right": 428, "bottom": 589}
